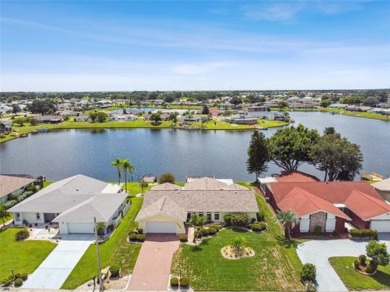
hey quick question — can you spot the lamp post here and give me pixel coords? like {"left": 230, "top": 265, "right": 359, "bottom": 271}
{"left": 94, "top": 217, "right": 103, "bottom": 292}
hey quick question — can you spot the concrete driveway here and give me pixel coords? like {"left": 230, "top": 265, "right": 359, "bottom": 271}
{"left": 297, "top": 235, "right": 390, "bottom": 292}
{"left": 128, "top": 234, "right": 179, "bottom": 291}
{"left": 23, "top": 236, "right": 93, "bottom": 289}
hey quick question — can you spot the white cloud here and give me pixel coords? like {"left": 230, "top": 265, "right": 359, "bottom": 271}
{"left": 242, "top": 2, "right": 306, "bottom": 21}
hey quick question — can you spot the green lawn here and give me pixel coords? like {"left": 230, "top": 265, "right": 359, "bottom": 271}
{"left": 0, "top": 228, "right": 56, "bottom": 282}
{"left": 123, "top": 182, "right": 153, "bottom": 196}
{"left": 329, "top": 257, "right": 390, "bottom": 290}
{"left": 61, "top": 197, "right": 143, "bottom": 289}
{"left": 171, "top": 195, "right": 303, "bottom": 291}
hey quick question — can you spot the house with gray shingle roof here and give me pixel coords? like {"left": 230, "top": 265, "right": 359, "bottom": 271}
{"left": 9, "top": 174, "right": 128, "bottom": 234}
{"left": 136, "top": 177, "right": 258, "bottom": 234}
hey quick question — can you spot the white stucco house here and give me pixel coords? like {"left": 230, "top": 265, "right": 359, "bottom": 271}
{"left": 136, "top": 177, "right": 259, "bottom": 234}
{"left": 9, "top": 174, "right": 128, "bottom": 234}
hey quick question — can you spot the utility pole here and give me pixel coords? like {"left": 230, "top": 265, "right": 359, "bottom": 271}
{"left": 94, "top": 217, "right": 103, "bottom": 291}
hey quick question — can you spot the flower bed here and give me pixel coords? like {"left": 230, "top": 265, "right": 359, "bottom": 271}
{"left": 221, "top": 246, "right": 255, "bottom": 260}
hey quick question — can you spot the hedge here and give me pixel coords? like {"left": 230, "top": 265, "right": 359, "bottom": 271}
{"left": 349, "top": 229, "right": 378, "bottom": 239}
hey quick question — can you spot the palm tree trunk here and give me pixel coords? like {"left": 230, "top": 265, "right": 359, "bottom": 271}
{"left": 117, "top": 166, "right": 121, "bottom": 185}
{"left": 125, "top": 172, "right": 128, "bottom": 193}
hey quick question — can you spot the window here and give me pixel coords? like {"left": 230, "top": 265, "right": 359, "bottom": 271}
{"left": 36, "top": 213, "right": 40, "bottom": 220}
{"left": 16, "top": 213, "right": 20, "bottom": 220}
{"left": 187, "top": 213, "right": 191, "bottom": 221}
{"left": 214, "top": 212, "right": 220, "bottom": 221}
{"left": 199, "top": 212, "right": 204, "bottom": 217}
{"left": 207, "top": 212, "right": 212, "bottom": 222}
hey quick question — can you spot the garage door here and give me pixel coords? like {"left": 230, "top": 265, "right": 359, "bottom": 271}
{"left": 371, "top": 220, "right": 390, "bottom": 232}
{"left": 67, "top": 223, "right": 95, "bottom": 234}
{"left": 146, "top": 222, "right": 176, "bottom": 233}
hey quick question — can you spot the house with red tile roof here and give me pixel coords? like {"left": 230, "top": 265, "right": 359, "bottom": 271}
{"left": 262, "top": 171, "right": 390, "bottom": 234}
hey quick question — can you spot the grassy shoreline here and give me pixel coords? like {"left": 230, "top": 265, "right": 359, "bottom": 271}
{"left": 0, "top": 119, "right": 288, "bottom": 144}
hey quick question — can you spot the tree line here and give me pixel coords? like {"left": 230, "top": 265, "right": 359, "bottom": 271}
{"left": 247, "top": 125, "right": 363, "bottom": 181}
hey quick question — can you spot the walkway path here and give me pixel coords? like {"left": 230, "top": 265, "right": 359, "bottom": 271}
{"left": 297, "top": 236, "right": 390, "bottom": 292}
{"left": 128, "top": 234, "right": 179, "bottom": 291}
{"left": 23, "top": 236, "right": 93, "bottom": 289}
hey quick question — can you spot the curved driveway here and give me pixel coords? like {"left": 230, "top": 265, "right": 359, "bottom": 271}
{"left": 297, "top": 235, "right": 390, "bottom": 292}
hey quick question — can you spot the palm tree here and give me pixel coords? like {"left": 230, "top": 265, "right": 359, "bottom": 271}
{"left": 276, "top": 210, "right": 299, "bottom": 240}
{"left": 139, "top": 179, "right": 148, "bottom": 195}
{"left": 121, "top": 159, "right": 135, "bottom": 193}
{"left": 0, "top": 205, "right": 10, "bottom": 227}
{"left": 111, "top": 157, "right": 122, "bottom": 185}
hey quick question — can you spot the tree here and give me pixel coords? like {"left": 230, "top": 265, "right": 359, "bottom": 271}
{"left": 159, "top": 173, "right": 175, "bottom": 184}
{"left": 366, "top": 240, "right": 389, "bottom": 269}
{"left": 121, "top": 159, "right": 135, "bottom": 193}
{"left": 267, "top": 124, "right": 319, "bottom": 172}
{"left": 168, "top": 112, "right": 178, "bottom": 125}
{"left": 310, "top": 131, "right": 363, "bottom": 181}
{"left": 200, "top": 116, "right": 209, "bottom": 128}
{"left": 12, "top": 104, "right": 22, "bottom": 114}
{"left": 27, "top": 99, "right": 57, "bottom": 115}
{"left": 0, "top": 205, "right": 10, "bottom": 227}
{"left": 201, "top": 104, "right": 210, "bottom": 115}
{"left": 231, "top": 236, "right": 247, "bottom": 252}
{"left": 139, "top": 179, "right": 148, "bottom": 194}
{"left": 111, "top": 157, "right": 122, "bottom": 185}
{"left": 13, "top": 117, "right": 27, "bottom": 126}
{"left": 150, "top": 113, "right": 162, "bottom": 124}
{"left": 89, "top": 111, "right": 107, "bottom": 123}
{"left": 276, "top": 209, "right": 299, "bottom": 240}
{"left": 247, "top": 130, "right": 269, "bottom": 180}
{"left": 230, "top": 97, "right": 242, "bottom": 107}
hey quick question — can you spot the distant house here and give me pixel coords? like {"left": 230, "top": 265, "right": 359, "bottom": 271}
{"left": 110, "top": 114, "right": 137, "bottom": 121}
{"left": 372, "top": 178, "right": 390, "bottom": 202}
{"left": 0, "top": 174, "right": 41, "bottom": 204}
{"left": 34, "top": 115, "right": 64, "bottom": 124}
{"left": 262, "top": 171, "right": 390, "bottom": 234}
{"left": 136, "top": 177, "right": 258, "bottom": 234}
{"left": 0, "top": 120, "right": 12, "bottom": 134}
{"left": 9, "top": 174, "right": 127, "bottom": 234}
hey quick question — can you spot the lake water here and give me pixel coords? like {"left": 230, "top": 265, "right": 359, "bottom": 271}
{"left": 0, "top": 112, "right": 389, "bottom": 182}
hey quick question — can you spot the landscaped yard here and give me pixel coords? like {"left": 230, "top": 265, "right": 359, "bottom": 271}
{"left": 0, "top": 228, "right": 56, "bottom": 282}
{"left": 171, "top": 195, "right": 303, "bottom": 291}
{"left": 329, "top": 257, "right": 390, "bottom": 290}
{"left": 61, "top": 196, "right": 143, "bottom": 289}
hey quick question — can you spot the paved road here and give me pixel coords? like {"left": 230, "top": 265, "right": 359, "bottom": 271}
{"left": 128, "top": 234, "right": 179, "bottom": 291}
{"left": 297, "top": 235, "right": 390, "bottom": 292}
{"left": 23, "top": 237, "right": 93, "bottom": 289}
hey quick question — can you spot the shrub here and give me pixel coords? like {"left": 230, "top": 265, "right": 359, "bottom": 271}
{"left": 194, "top": 231, "right": 202, "bottom": 239}
{"left": 259, "top": 222, "right": 267, "bottom": 230}
{"left": 256, "top": 211, "right": 265, "bottom": 222}
{"left": 208, "top": 224, "right": 222, "bottom": 230}
{"left": 350, "top": 229, "right": 378, "bottom": 239}
{"left": 313, "top": 225, "right": 322, "bottom": 235}
{"left": 223, "top": 214, "right": 232, "bottom": 226}
{"left": 129, "top": 233, "right": 138, "bottom": 241}
{"left": 366, "top": 240, "right": 390, "bottom": 267}
{"left": 301, "top": 263, "right": 316, "bottom": 283}
{"left": 110, "top": 265, "right": 120, "bottom": 278}
{"left": 200, "top": 228, "right": 209, "bottom": 236}
{"left": 15, "top": 229, "right": 29, "bottom": 241}
{"left": 170, "top": 276, "right": 179, "bottom": 287}
{"left": 136, "top": 234, "right": 145, "bottom": 242}
{"left": 14, "top": 278, "right": 23, "bottom": 287}
{"left": 250, "top": 222, "right": 267, "bottom": 232}
{"left": 231, "top": 213, "right": 249, "bottom": 227}
{"left": 137, "top": 228, "right": 143, "bottom": 235}
{"left": 354, "top": 259, "right": 360, "bottom": 270}
{"left": 358, "top": 254, "right": 367, "bottom": 266}
{"left": 20, "top": 273, "right": 28, "bottom": 281}
{"left": 179, "top": 235, "right": 188, "bottom": 242}
{"left": 365, "top": 260, "right": 377, "bottom": 274}
{"left": 250, "top": 218, "right": 257, "bottom": 224}
{"left": 304, "top": 281, "right": 317, "bottom": 292}
{"left": 208, "top": 227, "right": 217, "bottom": 235}
{"left": 250, "top": 223, "right": 263, "bottom": 232}
{"left": 180, "top": 276, "right": 189, "bottom": 288}
{"left": 159, "top": 173, "right": 175, "bottom": 184}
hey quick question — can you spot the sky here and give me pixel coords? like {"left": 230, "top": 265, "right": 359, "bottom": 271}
{"left": 0, "top": 0, "right": 389, "bottom": 91}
